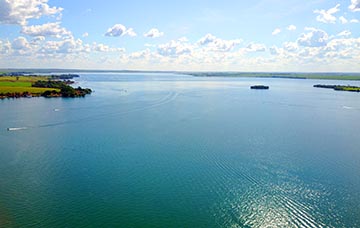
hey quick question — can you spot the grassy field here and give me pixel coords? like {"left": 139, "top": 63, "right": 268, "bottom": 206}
{"left": 0, "top": 76, "right": 50, "bottom": 83}
{"left": 0, "top": 86, "right": 59, "bottom": 94}
{"left": 0, "top": 76, "right": 58, "bottom": 95}
{"left": 0, "top": 81, "right": 32, "bottom": 87}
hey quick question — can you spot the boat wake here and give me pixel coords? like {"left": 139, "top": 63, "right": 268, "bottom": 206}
{"left": 35, "top": 91, "right": 179, "bottom": 129}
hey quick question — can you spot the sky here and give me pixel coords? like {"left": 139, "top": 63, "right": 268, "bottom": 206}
{"left": 0, "top": 0, "right": 359, "bottom": 72}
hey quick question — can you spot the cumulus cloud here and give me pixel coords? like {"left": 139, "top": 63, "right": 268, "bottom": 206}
{"left": 41, "top": 37, "right": 83, "bottom": 54}
{"left": 82, "top": 32, "right": 89, "bottom": 37}
{"left": 144, "top": 28, "right": 164, "bottom": 38}
{"left": 198, "top": 34, "right": 242, "bottom": 52}
{"left": 0, "top": 40, "right": 11, "bottom": 54}
{"left": 178, "top": 37, "right": 189, "bottom": 42}
{"left": 125, "top": 28, "right": 137, "bottom": 37}
{"left": 339, "top": 16, "right": 359, "bottom": 24}
{"left": 246, "top": 43, "right": 266, "bottom": 52}
{"left": 21, "top": 22, "right": 71, "bottom": 38}
{"left": 105, "top": 24, "right": 137, "bottom": 37}
{"left": 0, "top": 0, "right": 63, "bottom": 25}
{"left": 158, "top": 40, "right": 193, "bottom": 57}
{"left": 287, "top": 25, "right": 297, "bottom": 31}
{"left": 314, "top": 4, "right": 340, "bottom": 23}
{"left": 31, "top": 36, "right": 45, "bottom": 43}
{"left": 297, "top": 28, "right": 329, "bottom": 47}
{"left": 339, "top": 16, "right": 348, "bottom": 24}
{"left": 283, "top": 42, "right": 299, "bottom": 52}
{"left": 272, "top": 28, "right": 281, "bottom": 35}
{"left": 337, "top": 30, "right": 351, "bottom": 37}
{"left": 12, "top": 36, "right": 30, "bottom": 50}
{"left": 325, "top": 37, "right": 360, "bottom": 52}
{"left": 269, "top": 45, "right": 281, "bottom": 55}
{"left": 349, "top": 0, "right": 360, "bottom": 11}
{"left": 93, "top": 43, "right": 125, "bottom": 52}
{"left": 198, "top": 33, "right": 217, "bottom": 45}
{"left": 129, "top": 48, "right": 152, "bottom": 59}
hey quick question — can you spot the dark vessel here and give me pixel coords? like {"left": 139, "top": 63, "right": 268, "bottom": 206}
{"left": 250, "top": 85, "right": 269, "bottom": 90}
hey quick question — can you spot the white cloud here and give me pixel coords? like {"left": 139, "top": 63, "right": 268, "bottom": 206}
{"left": 246, "top": 43, "right": 266, "bottom": 52}
{"left": 82, "top": 32, "right": 89, "bottom": 37}
{"left": 93, "top": 43, "right": 125, "bottom": 52}
{"left": 144, "top": 28, "right": 164, "bottom": 38}
{"left": 11, "top": 36, "right": 32, "bottom": 55}
{"left": 126, "top": 28, "right": 137, "bottom": 37}
{"left": 198, "top": 34, "right": 242, "bottom": 52}
{"left": 339, "top": 16, "right": 348, "bottom": 24}
{"left": 283, "top": 42, "right": 299, "bottom": 52}
{"left": 12, "top": 37, "right": 30, "bottom": 50}
{"left": 322, "top": 38, "right": 360, "bottom": 63}
{"left": 21, "top": 22, "right": 71, "bottom": 38}
{"left": 105, "top": 24, "right": 137, "bottom": 37}
{"left": 198, "top": 33, "right": 217, "bottom": 45}
{"left": 0, "top": 40, "right": 11, "bottom": 54}
{"left": 158, "top": 40, "right": 193, "bottom": 57}
{"left": 349, "top": 0, "right": 360, "bottom": 12}
{"left": 272, "top": 28, "right": 281, "bottom": 35}
{"left": 337, "top": 30, "right": 351, "bottom": 37}
{"left": 314, "top": 4, "right": 340, "bottom": 23}
{"left": 31, "top": 36, "right": 45, "bottom": 43}
{"left": 269, "top": 45, "right": 281, "bottom": 55}
{"left": 339, "top": 16, "right": 359, "bottom": 24}
{"left": 297, "top": 28, "right": 329, "bottom": 47}
{"left": 41, "top": 38, "right": 81, "bottom": 54}
{"left": 287, "top": 25, "right": 297, "bottom": 31}
{"left": 178, "top": 37, "right": 189, "bottom": 42}
{"left": 0, "top": 0, "right": 63, "bottom": 25}
{"left": 129, "top": 49, "right": 152, "bottom": 59}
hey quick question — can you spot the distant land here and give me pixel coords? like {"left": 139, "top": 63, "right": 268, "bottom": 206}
{"left": 187, "top": 72, "right": 360, "bottom": 80}
{"left": 1, "top": 69, "right": 360, "bottom": 80}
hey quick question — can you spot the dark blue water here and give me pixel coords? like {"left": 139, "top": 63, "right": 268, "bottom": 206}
{"left": 0, "top": 73, "right": 359, "bottom": 227}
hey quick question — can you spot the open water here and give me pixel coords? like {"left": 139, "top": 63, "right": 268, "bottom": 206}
{"left": 0, "top": 73, "right": 359, "bottom": 227}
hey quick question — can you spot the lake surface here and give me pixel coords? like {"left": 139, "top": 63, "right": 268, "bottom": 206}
{"left": 0, "top": 73, "right": 359, "bottom": 227}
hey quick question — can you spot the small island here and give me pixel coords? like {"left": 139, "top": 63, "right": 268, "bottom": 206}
{"left": 250, "top": 85, "right": 269, "bottom": 90}
{"left": 0, "top": 74, "right": 92, "bottom": 99}
{"left": 314, "top": 84, "right": 360, "bottom": 92}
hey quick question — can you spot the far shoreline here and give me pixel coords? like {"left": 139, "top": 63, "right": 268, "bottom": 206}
{"left": 1, "top": 69, "right": 360, "bottom": 81}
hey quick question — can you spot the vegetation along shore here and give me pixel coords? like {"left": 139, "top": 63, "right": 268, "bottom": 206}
{"left": 314, "top": 84, "right": 360, "bottom": 92}
{"left": 0, "top": 74, "right": 92, "bottom": 99}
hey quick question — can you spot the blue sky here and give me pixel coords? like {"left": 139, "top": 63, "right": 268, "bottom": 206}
{"left": 0, "top": 0, "right": 359, "bottom": 71}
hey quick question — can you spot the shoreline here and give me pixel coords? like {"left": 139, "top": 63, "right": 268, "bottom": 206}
{"left": 187, "top": 72, "right": 360, "bottom": 81}
{"left": 2, "top": 69, "right": 360, "bottom": 81}
{"left": 0, "top": 74, "right": 92, "bottom": 99}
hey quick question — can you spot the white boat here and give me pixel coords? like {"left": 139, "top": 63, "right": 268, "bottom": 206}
{"left": 7, "top": 127, "right": 27, "bottom": 131}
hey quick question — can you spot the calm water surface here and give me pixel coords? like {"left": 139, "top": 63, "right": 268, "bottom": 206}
{"left": 0, "top": 73, "right": 359, "bottom": 227}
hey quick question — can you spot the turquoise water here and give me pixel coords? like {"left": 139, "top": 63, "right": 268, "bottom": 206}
{"left": 0, "top": 73, "right": 360, "bottom": 227}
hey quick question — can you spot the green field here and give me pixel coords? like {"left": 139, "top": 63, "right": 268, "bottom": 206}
{"left": 0, "top": 76, "right": 59, "bottom": 95}
{"left": 0, "top": 86, "right": 59, "bottom": 94}
{"left": 0, "top": 76, "right": 50, "bottom": 83}
{"left": 0, "top": 81, "right": 32, "bottom": 87}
